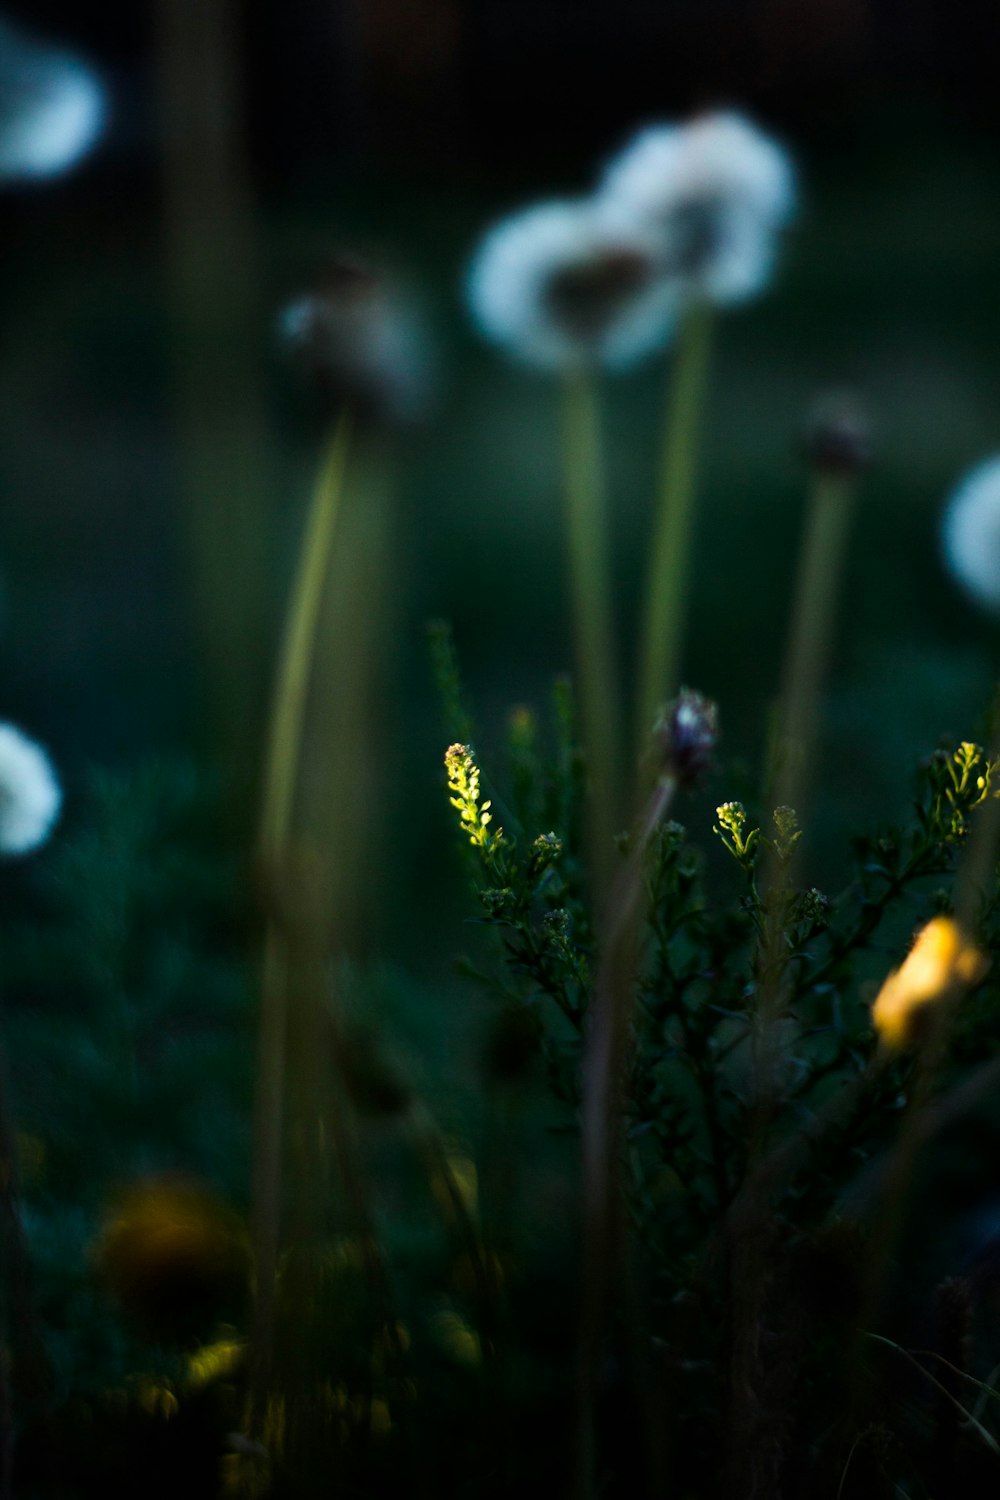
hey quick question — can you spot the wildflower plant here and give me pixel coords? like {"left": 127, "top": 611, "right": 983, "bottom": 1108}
{"left": 9, "top": 78, "right": 1000, "bottom": 1500}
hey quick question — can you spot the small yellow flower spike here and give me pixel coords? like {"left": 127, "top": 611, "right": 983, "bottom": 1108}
{"left": 872, "top": 916, "right": 988, "bottom": 1050}
{"left": 444, "top": 743, "right": 502, "bottom": 853}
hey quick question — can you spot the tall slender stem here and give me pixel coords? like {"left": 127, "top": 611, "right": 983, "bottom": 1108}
{"left": 769, "top": 470, "right": 856, "bottom": 820}
{"left": 636, "top": 303, "right": 714, "bottom": 753}
{"left": 259, "top": 413, "right": 353, "bottom": 857}
{"left": 561, "top": 369, "right": 622, "bottom": 897}
{"left": 577, "top": 772, "right": 677, "bottom": 1500}
{"left": 248, "top": 414, "right": 352, "bottom": 1425}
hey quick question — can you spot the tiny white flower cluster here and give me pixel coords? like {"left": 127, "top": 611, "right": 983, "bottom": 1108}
{"left": 0, "top": 722, "right": 60, "bottom": 855}
{"left": 467, "top": 110, "right": 796, "bottom": 372}
{"left": 942, "top": 458, "right": 1000, "bottom": 612}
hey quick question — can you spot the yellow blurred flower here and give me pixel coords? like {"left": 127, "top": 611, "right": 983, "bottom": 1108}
{"left": 872, "top": 916, "right": 988, "bottom": 1050}
{"left": 94, "top": 1175, "right": 250, "bottom": 1342}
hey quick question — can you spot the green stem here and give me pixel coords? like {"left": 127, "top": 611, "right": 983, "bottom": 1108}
{"left": 259, "top": 413, "right": 353, "bottom": 857}
{"left": 248, "top": 414, "right": 352, "bottom": 1425}
{"left": 770, "top": 470, "right": 856, "bottom": 818}
{"left": 578, "top": 772, "right": 677, "bottom": 1500}
{"left": 636, "top": 302, "right": 714, "bottom": 753}
{"left": 560, "top": 369, "right": 621, "bottom": 897}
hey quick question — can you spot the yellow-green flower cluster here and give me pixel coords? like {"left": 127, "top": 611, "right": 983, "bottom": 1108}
{"left": 445, "top": 743, "right": 502, "bottom": 854}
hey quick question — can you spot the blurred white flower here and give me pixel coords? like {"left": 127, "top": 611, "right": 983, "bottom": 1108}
{"left": 941, "top": 457, "right": 1000, "bottom": 612}
{"left": 0, "top": 722, "right": 60, "bottom": 855}
{"left": 0, "top": 15, "right": 106, "bottom": 184}
{"left": 599, "top": 110, "right": 795, "bottom": 306}
{"left": 466, "top": 198, "right": 677, "bottom": 371}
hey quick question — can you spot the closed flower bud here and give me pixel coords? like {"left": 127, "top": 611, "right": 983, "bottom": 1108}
{"left": 278, "top": 255, "right": 430, "bottom": 425}
{"left": 654, "top": 689, "right": 718, "bottom": 787}
{"left": 800, "top": 391, "right": 872, "bottom": 477}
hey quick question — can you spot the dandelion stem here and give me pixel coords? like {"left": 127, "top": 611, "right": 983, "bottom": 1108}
{"left": 770, "top": 470, "right": 856, "bottom": 816}
{"left": 578, "top": 772, "right": 677, "bottom": 1500}
{"left": 561, "top": 368, "right": 622, "bottom": 897}
{"left": 259, "top": 412, "right": 353, "bottom": 857}
{"left": 637, "top": 302, "right": 714, "bottom": 751}
{"left": 248, "top": 413, "right": 352, "bottom": 1424}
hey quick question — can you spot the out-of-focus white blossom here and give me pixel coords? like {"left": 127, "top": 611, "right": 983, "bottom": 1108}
{"left": 599, "top": 111, "right": 795, "bottom": 306}
{"left": 466, "top": 198, "right": 678, "bottom": 371}
{"left": 0, "top": 16, "right": 106, "bottom": 183}
{"left": 0, "top": 722, "right": 60, "bottom": 855}
{"left": 942, "top": 457, "right": 1000, "bottom": 612}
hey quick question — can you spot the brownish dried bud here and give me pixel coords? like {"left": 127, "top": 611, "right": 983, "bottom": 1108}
{"left": 654, "top": 688, "right": 718, "bottom": 787}
{"left": 799, "top": 390, "right": 872, "bottom": 476}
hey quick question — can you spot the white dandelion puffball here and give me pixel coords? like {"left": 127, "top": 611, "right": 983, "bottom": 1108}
{"left": 0, "top": 722, "right": 61, "bottom": 854}
{"left": 942, "top": 458, "right": 1000, "bottom": 612}
{"left": 0, "top": 16, "right": 106, "bottom": 184}
{"left": 466, "top": 197, "right": 678, "bottom": 371}
{"left": 599, "top": 110, "right": 796, "bottom": 306}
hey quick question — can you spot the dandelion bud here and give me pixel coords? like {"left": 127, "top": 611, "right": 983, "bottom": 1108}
{"left": 654, "top": 688, "right": 718, "bottom": 787}
{"left": 800, "top": 391, "right": 872, "bottom": 477}
{"left": 278, "top": 255, "right": 429, "bottom": 425}
{"left": 871, "top": 916, "right": 988, "bottom": 1051}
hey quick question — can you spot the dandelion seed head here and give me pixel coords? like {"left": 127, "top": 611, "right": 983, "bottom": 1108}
{"left": 600, "top": 110, "right": 795, "bottom": 306}
{"left": 466, "top": 198, "right": 677, "bottom": 371}
{"left": 278, "top": 255, "right": 431, "bottom": 424}
{"left": 942, "top": 457, "right": 1000, "bottom": 612}
{"left": 0, "top": 19, "right": 106, "bottom": 184}
{"left": 0, "top": 722, "right": 60, "bottom": 855}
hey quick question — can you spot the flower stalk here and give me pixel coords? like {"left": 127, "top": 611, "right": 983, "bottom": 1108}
{"left": 636, "top": 302, "right": 714, "bottom": 752}
{"left": 561, "top": 368, "right": 622, "bottom": 896}
{"left": 248, "top": 412, "right": 352, "bottom": 1423}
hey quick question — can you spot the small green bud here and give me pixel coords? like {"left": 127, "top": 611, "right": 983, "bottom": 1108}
{"left": 527, "top": 831, "right": 562, "bottom": 880}
{"left": 543, "top": 908, "right": 572, "bottom": 943}
{"left": 800, "top": 888, "right": 830, "bottom": 925}
{"left": 481, "top": 887, "right": 514, "bottom": 917}
{"left": 772, "top": 805, "right": 802, "bottom": 862}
